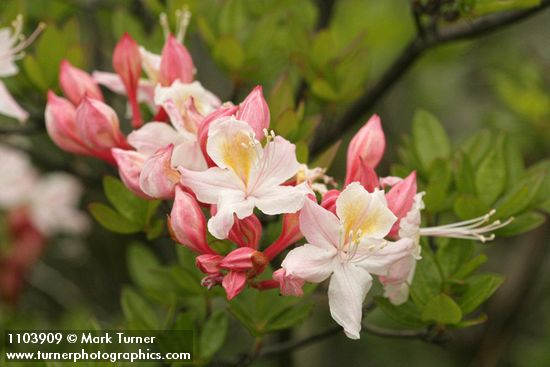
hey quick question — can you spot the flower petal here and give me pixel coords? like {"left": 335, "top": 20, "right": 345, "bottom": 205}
{"left": 222, "top": 271, "right": 247, "bottom": 300}
{"left": 248, "top": 136, "right": 300, "bottom": 192}
{"left": 328, "top": 262, "right": 373, "bottom": 339}
{"left": 207, "top": 190, "right": 255, "bottom": 239}
{"left": 298, "top": 197, "right": 340, "bottom": 251}
{"left": 128, "top": 122, "right": 187, "bottom": 155}
{"left": 336, "top": 183, "right": 396, "bottom": 239}
{"left": 355, "top": 238, "right": 414, "bottom": 276}
{"left": 254, "top": 183, "right": 310, "bottom": 216}
{"left": 171, "top": 140, "right": 207, "bottom": 171}
{"left": 180, "top": 167, "right": 244, "bottom": 204}
{"left": 0, "top": 81, "right": 28, "bottom": 123}
{"left": 281, "top": 243, "right": 335, "bottom": 283}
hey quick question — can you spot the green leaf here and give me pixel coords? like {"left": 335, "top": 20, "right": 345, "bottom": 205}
{"left": 311, "top": 140, "right": 342, "bottom": 170}
{"left": 265, "top": 303, "right": 313, "bottom": 331}
{"left": 410, "top": 247, "right": 442, "bottom": 308}
{"left": 269, "top": 74, "right": 295, "bottom": 119}
{"left": 127, "top": 243, "right": 161, "bottom": 290}
{"left": 452, "top": 254, "right": 488, "bottom": 280}
{"left": 200, "top": 311, "right": 228, "bottom": 359}
{"left": 103, "top": 176, "right": 149, "bottom": 226}
{"left": 88, "top": 203, "right": 141, "bottom": 234}
{"left": 475, "top": 144, "right": 506, "bottom": 205}
{"left": 460, "top": 129, "right": 493, "bottom": 167}
{"left": 502, "top": 136, "right": 524, "bottom": 187}
{"left": 494, "top": 211, "right": 545, "bottom": 236}
{"left": 453, "top": 194, "right": 490, "bottom": 220}
{"left": 311, "top": 78, "right": 339, "bottom": 101}
{"left": 436, "top": 239, "right": 475, "bottom": 278}
{"left": 424, "top": 159, "right": 453, "bottom": 212}
{"left": 35, "top": 24, "right": 67, "bottom": 86}
{"left": 459, "top": 274, "right": 504, "bottom": 314}
{"left": 213, "top": 36, "right": 245, "bottom": 71}
{"left": 121, "top": 287, "right": 159, "bottom": 329}
{"left": 454, "top": 153, "right": 477, "bottom": 195}
{"left": 375, "top": 298, "right": 428, "bottom": 328}
{"left": 472, "top": 0, "right": 540, "bottom": 16}
{"left": 494, "top": 171, "right": 544, "bottom": 219}
{"left": 421, "top": 294, "right": 462, "bottom": 324}
{"left": 295, "top": 142, "right": 309, "bottom": 163}
{"left": 23, "top": 55, "right": 48, "bottom": 92}
{"left": 412, "top": 109, "right": 451, "bottom": 171}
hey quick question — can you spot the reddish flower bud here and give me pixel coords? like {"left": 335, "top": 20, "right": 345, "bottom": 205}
{"left": 111, "top": 148, "right": 150, "bottom": 199}
{"left": 264, "top": 212, "right": 302, "bottom": 260}
{"left": 159, "top": 35, "right": 194, "bottom": 86}
{"left": 45, "top": 91, "right": 90, "bottom": 155}
{"left": 113, "top": 33, "right": 143, "bottom": 128}
{"left": 321, "top": 189, "right": 340, "bottom": 215}
{"left": 219, "top": 247, "right": 256, "bottom": 272}
{"left": 139, "top": 144, "right": 180, "bottom": 199}
{"left": 74, "top": 97, "right": 128, "bottom": 162}
{"left": 228, "top": 214, "right": 262, "bottom": 249}
{"left": 59, "top": 60, "right": 103, "bottom": 105}
{"left": 222, "top": 271, "right": 247, "bottom": 300}
{"left": 344, "top": 162, "right": 379, "bottom": 192}
{"left": 168, "top": 185, "right": 214, "bottom": 255}
{"left": 236, "top": 86, "right": 270, "bottom": 139}
{"left": 273, "top": 268, "right": 305, "bottom": 297}
{"left": 196, "top": 254, "right": 223, "bottom": 274}
{"left": 386, "top": 171, "right": 417, "bottom": 238}
{"left": 345, "top": 114, "right": 385, "bottom": 186}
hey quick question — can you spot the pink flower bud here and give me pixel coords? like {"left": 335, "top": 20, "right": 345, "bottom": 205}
{"left": 273, "top": 268, "right": 305, "bottom": 297}
{"left": 59, "top": 60, "right": 103, "bottom": 105}
{"left": 168, "top": 185, "right": 214, "bottom": 254}
{"left": 345, "top": 114, "right": 385, "bottom": 184}
{"left": 45, "top": 91, "right": 90, "bottom": 155}
{"left": 219, "top": 247, "right": 257, "bottom": 271}
{"left": 159, "top": 35, "right": 194, "bottom": 86}
{"left": 386, "top": 171, "right": 417, "bottom": 238}
{"left": 236, "top": 86, "right": 270, "bottom": 139}
{"left": 321, "top": 189, "right": 340, "bottom": 214}
{"left": 111, "top": 148, "right": 150, "bottom": 199}
{"left": 196, "top": 254, "right": 223, "bottom": 274}
{"left": 75, "top": 97, "right": 128, "bottom": 160}
{"left": 228, "top": 214, "right": 262, "bottom": 249}
{"left": 197, "top": 104, "right": 239, "bottom": 167}
{"left": 113, "top": 33, "right": 143, "bottom": 128}
{"left": 222, "top": 271, "right": 247, "bottom": 300}
{"left": 264, "top": 212, "right": 302, "bottom": 260}
{"left": 139, "top": 144, "right": 179, "bottom": 199}
{"left": 345, "top": 162, "right": 379, "bottom": 192}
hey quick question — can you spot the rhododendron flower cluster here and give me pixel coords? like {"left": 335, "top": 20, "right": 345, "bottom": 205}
{"left": 44, "top": 23, "right": 513, "bottom": 339}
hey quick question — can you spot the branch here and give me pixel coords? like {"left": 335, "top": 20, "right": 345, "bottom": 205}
{"left": 258, "top": 323, "right": 433, "bottom": 360}
{"left": 309, "top": 1, "right": 550, "bottom": 156}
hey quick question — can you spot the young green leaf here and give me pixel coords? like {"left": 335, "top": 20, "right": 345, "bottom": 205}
{"left": 412, "top": 109, "right": 451, "bottom": 171}
{"left": 421, "top": 294, "right": 462, "bottom": 324}
{"left": 458, "top": 274, "right": 504, "bottom": 314}
{"left": 88, "top": 203, "right": 141, "bottom": 234}
{"left": 200, "top": 311, "right": 228, "bottom": 359}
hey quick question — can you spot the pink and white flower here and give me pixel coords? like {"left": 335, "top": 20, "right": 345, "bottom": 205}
{"left": 0, "top": 15, "right": 44, "bottom": 122}
{"left": 181, "top": 117, "right": 311, "bottom": 239}
{"left": 280, "top": 183, "right": 413, "bottom": 339}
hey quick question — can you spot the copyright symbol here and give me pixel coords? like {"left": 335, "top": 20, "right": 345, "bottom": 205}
{"left": 67, "top": 334, "right": 78, "bottom": 344}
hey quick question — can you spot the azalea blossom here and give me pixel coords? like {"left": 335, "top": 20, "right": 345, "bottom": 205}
{"left": 0, "top": 15, "right": 44, "bottom": 122}
{"left": 181, "top": 117, "right": 311, "bottom": 239}
{"left": 280, "top": 183, "right": 413, "bottom": 339}
{"left": 0, "top": 144, "right": 89, "bottom": 236}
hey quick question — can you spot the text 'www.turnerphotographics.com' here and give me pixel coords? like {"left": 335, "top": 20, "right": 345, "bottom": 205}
{"left": 3, "top": 330, "right": 193, "bottom": 364}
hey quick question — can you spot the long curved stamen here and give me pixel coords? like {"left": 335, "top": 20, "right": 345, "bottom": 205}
{"left": 175, "top": 7, "right": 191, "bottom": 43}
{"left": 8, "top": 16, "right": 46, "bottom": 59}
{"left": 419, "top": 210, "right": 514, "bottom": 243}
